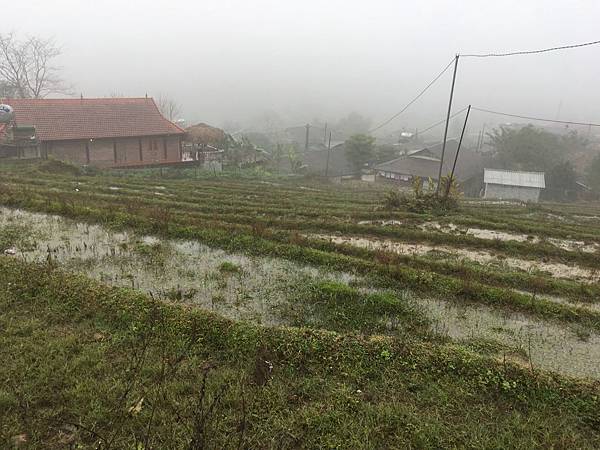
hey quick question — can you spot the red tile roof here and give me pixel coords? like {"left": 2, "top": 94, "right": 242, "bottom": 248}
{"left": 0, "top": 97, "right": 185, "bottom": 141}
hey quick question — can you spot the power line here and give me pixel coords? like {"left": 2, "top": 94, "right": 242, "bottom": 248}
{"left": 471, "top": 106, "right": 600, "bottom": 127}
{"left": 418, "top": 106, "right": 470, "bottom": 135}
{"left": 462, "top": 39, "right": 600, "bottom": 58}
{"left": 369, "top": 58, "right": 456, "bottom": 133}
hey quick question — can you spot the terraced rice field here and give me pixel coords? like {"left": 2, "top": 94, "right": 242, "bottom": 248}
{"left": 2, "top": 160, "right": 600, "bottom": 448}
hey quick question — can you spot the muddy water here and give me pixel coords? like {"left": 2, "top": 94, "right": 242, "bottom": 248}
{"left": 423, "top": 298, "right": 600, "bottom": 380}
{"left": 511, "top": 289, "right": 600, "bottom": 314}
{"left": 420, "top": 222, "right": 599, "bottom": 254}
{"left": 0, "top": 208, "right": 355, "bottom": 325}
{"left": 311, "top": 233, "right": 600, "bottom": 283}
{"left": 3, "top": 207, "right": 600, "bottom": 379}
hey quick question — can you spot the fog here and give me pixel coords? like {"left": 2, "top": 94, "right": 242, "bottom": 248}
{"left": 5, "top": 0, "right": 600, "bottom": 137}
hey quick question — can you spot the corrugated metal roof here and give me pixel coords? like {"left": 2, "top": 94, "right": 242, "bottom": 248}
{"left": 484, "top": 169, "right": 545, "bottom": 188}
{"left": 374, "top": 146, "right": 484, "bottom": 182}
{"left": 411, "top": 155, "right": 440, "bottom": 162}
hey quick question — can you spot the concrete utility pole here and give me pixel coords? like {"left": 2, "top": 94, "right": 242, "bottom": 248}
{"left": 478, "top": 124, "right": 486, "bottom": 151}
{"left": 304, "top": 123, "right": 310, "bottom": 154}
{"left": 436, "top": 54, "right": 460, "bottom": 196}
{"left": 324, "top": 122, "right": 328, "bottom": 144}
{"left": 325, "top": 131, "right": 332, "bottom": 177}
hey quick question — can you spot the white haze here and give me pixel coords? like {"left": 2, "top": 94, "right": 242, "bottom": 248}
{"left": 4, "top": 0, "right": 600, "bottom": 137}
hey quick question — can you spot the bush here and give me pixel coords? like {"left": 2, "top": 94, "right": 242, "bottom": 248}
{"left": 218, "top": 261, "right": 242, "bottom": 273}
{"left": 37, "top": 159, "right": 83, "bottom": 176}
{"left": 382, "top": 175, "right": 459, "bottom": 213}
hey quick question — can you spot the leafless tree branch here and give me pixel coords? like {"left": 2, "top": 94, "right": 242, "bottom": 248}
{"left": 0, "top": 33, "right": 71, "bottom": 98}
{"left": 156, "top": 94, "right": 182, "bottom": 121}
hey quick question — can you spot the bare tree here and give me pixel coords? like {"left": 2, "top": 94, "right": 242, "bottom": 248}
{"left": 0, "top": 33, "right": 70, "bottom": 98}
{"left": 0, "top": 80, "right": 17, "bottom": 98}
{"left": 156, "top": 94, "right": 182, "bottom": 121}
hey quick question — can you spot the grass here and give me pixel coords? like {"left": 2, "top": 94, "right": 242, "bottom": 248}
{"left": 131, "top": 240, "right": 171, "bottom": 265}
{"left": 1, "top": 257, "right": 600, "bottom": 449}
{"left": 0, "top": 191, "right": 599, "bottom": 337}
{"left": 2, "top": 161, "right": 600, "bottom": 447}
{"left": 4, "top": 190, "right": 599, "bottom": 332}
{"left": 2, "top": 169, "right": 599, "bottom": 275}
{"left": 0, "top": 222, "right": 41, "bottom": 253}
{"left": 218, "top": 261, "right": 242, "bottom": 274}
{"left": 276, "top": 280, "right": 429, "bottom": 336}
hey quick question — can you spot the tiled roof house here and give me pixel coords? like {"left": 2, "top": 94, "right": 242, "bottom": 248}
{"left": 1, "top": 97, "right": 185, "bottom": 167}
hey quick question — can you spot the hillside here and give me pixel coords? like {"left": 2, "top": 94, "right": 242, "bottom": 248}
{"left": 1, "top": 160, "right": 600, "bottom": 448}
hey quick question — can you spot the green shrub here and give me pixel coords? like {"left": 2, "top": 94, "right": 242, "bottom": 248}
{"left": 218, "top": 261, "right": 241, "bottom": 273}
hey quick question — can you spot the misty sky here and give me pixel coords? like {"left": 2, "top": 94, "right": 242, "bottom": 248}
{"left": 4, "top": 0, "right": 600, "bottom": 138}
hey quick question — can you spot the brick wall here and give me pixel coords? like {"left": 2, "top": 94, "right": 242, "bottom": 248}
{"left": 164, "top": 136, "right": 181, "bottom": 161}
{"left": 47, "top": 140, "right": 88, "bottom": 165}
{"left": 90, "top": 139, "right": 115, "bottom": 167}
{"left": 45, "top": 135, "right": 182, "bottom": 167}
{"left": 114, "top": 138, "right": 142, "bottom": 163}
{"left": 143, "top": 137, "right": 160, "bottom": 162}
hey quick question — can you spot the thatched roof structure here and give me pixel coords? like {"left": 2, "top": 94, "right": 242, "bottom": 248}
{"left": 185, "top": 123, "right": 227, "bottom": 146}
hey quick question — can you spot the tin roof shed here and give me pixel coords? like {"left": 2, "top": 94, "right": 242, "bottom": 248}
{"left": 484, "top": 169, "right": 545, "bottom": 189}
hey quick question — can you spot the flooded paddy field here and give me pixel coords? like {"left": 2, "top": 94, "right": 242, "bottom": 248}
{"left": 0, "top": 208, "right": 357, "bottom": 326}
{"left": 310, "top": 233, "right": 600, "bottom": 283}
{"left": 420, "top": 221, "right": 599, "bottom": 253}
{"left": 3, "top": 207, "right": 600, "bottom": 379}
{"left": 3, "top": 162, "right": 600, "bottom": 448}
{"left": 424, "top": 298, "right": 600, "bottom": 379}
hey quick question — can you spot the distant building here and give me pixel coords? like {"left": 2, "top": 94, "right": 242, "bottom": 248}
{"left": 483, "top": 169, "right": 545, "bottom": 202}
{"left": 398, "top": 131, "right": 415, "bottom": 143}
{"left": 302, "top": 143, "right": 358, "bottom": 178}
{"left": 374, "top": 139, "right": 485, "bottom": 194}
{"left": 1, "top": 97, "right": 185, "bottom": 168}
{"left": 182, "top": 122, "right": 227, "bottom": 171}
{"left": 0, "top": 123, "right": 38, "bottom": 159}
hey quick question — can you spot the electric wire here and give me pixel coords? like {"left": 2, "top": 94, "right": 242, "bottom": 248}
{"left": 368, "top": 58, "right": 456, "bottom": 133}
{"left": 471, "top": 106, "right": 600, "bottom": 127}
{"left": 418, "top": 106, "right": 470, "bottom": 135}
{"left": 461, "top": 39, "right": 600, "bottom": 58}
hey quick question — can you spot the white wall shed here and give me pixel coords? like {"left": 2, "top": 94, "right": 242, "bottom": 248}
{"left": 483, "top": 169, "right": 546, "bottom": 202}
